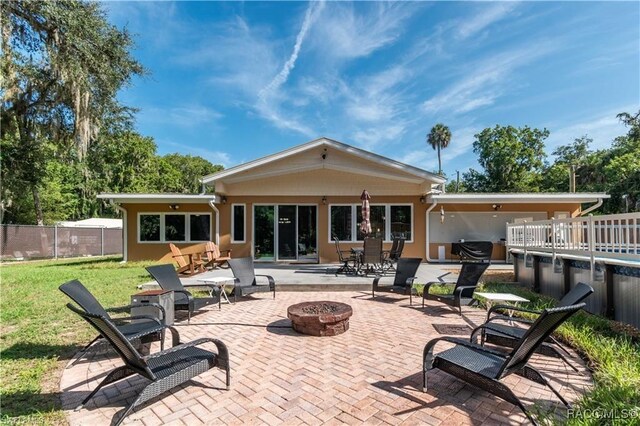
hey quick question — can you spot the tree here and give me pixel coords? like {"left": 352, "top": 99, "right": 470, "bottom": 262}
{"left": 426, "top": 123, "right": 451, "bottom": 176}
{"left": 1, "top": 1, "right": 144, "bottom": 224}
{"left": 542, "top": 136, "right": 592, "bottom": 192}
{"left": 161, "top": 154, "right": 223, "bottom": 193}
{"left": 462, "top": 125, "right": 548, "bottom": 192}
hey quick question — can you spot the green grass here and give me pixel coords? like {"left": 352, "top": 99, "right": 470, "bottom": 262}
{"left": 479, "top": 282, "right": 640, "bottom": 425}
{"left": 0, "top": 257, "right": 154, "bottom": 425}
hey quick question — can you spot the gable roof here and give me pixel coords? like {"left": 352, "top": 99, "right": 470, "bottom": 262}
{"left": 201, "top": 137, "right": 446, "bottom": 185}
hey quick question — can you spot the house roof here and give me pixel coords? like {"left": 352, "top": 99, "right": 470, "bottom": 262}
{"left": 426, "top": 193, "right": 610, "bottom": 204}
{"left": 97, "top": 193, "right": 217, "bottom": 204}
{"left": 201, "top": 137, "right": 446, "bottom": 185}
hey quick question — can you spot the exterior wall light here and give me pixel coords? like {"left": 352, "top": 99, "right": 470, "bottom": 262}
{"left": 419, "top": 196, "right": 426, "bottom": 204}
{"left": 322, "top": 196, "right": 327, "bottom": 205}
{"left": 492, "top": 204, "right": 502, "bottom": 210}
{"left": 221, "top": 196, "right": 227, "bottom": 204}
{"left": 169, "top": 204, "right": 180, "bottom": 210}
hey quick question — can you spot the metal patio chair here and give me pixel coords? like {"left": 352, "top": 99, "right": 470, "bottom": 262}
{"left": 67, "top": 303, "right": 230, "bottom": 426}
{"left": 471, "top": 282, "right": 594, "bottom": 371}
{"left": 383, "top": 237, "right": 405, "bottom": 272}
{"left": 333, "top": 236, "right": 357, "bottom": 275}
{"left": 227, "top": 257, "right": 276, "bottom": 301}
{"left": 146, "top": 264, "right": 219, "bottom": 322}
{"left": 422, "top": 262, "right": 490, "bottom": 315}
{"left": 423, "top": 303, "right": 585, "bottom": 425}
{"left": 59, "top": 279, "right": 180, "bottom": 367}
{"left": 372, "top": 257, "right": 422, "bottom": 305}
{"left": 360, "top": 237, "right": 384, "bottom": 275}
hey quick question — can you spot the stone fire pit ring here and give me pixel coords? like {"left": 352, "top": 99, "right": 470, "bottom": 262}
{"left": 287, "top": 301, "right": 353, "bottom": 337}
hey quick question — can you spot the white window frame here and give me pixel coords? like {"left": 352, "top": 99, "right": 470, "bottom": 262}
{"left": 137, "top": 212, "right": 212, "bottom": 244}
{"left": 328, "top": 203, "right": 414, "bottom": 244}
{"left": 231, "top": 203, "right": 246, "bottom": 243}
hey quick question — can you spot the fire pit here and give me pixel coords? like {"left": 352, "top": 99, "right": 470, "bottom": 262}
{"left": 287, "top": 301, "right": 353, "bottom": 337}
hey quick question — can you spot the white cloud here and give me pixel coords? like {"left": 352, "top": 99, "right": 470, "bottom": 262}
{"left": 422, "top": 44, "right": 556, "bottom": 115}
{"left": 311, "top": 2, "right": 417, "bottom": 61}
{"left": 456, "top": 3, "right": 519, "bottom": 40}
{"left": 546, "top": 107, "right": 634, "bottom": 153}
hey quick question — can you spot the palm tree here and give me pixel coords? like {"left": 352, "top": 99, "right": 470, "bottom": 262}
{"left": 426, "top": 124, "right": 452, "bottom": 176}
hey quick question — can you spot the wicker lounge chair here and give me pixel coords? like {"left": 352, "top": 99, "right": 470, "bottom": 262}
{"left": 422, "top": 262, "right": 490, "bottom": 315}
{"left": 67, "top": 303, "right": 229, "bottom": 426}
{"left": 471, "top": 282, "right": 594, "bottom": 372}
{"left": 333, "top": 236, "right": 357, "bottom": 275}
{"left": 423, "top": 303, "right": 585, "bottom": 425}
{"left": 203, "top": 241, "right": 232, "bottom": 269}
{"left": 227, "top": 257, "right": 275, "bottom": 301}
{"left": 59, "top": 279, "right": 180, "bottom": 367}
{"left": 372, "top": 257, "right": 422, "bottom": 305}
{"left": 169, "top": 243, "right": 205, "bottom": 275}
{"left": 146, "top": 264, "right": 219, "bottom": 322}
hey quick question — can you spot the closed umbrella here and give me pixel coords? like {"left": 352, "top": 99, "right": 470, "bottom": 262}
{"left": 360, "top": 190, "right": 371, "bottom": 237}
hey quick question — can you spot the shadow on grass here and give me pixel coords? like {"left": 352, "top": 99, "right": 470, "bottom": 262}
{"left": 0, "top": 391, "right": 63, "bottom": 420}
{"left": 35, "top": 257, "right": 124, "bottom": 269}
{"left": 1, "top": 342, "right": 83, "bottom": 361}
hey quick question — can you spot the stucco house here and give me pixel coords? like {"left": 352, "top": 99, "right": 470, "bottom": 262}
{"left": 98, "top": 137, "right": 609, "bottom": 263}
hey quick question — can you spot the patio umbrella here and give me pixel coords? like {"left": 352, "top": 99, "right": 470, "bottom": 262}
{"left": 360, "top": 190, "right": 372, "bottom": 237}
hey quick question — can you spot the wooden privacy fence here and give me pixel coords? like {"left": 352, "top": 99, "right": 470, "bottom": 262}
{"left": 506, "top": 213, "right": 640, "bottom": 329}
{"left": 0, "top": 224, "right": 122, "bottom": 261}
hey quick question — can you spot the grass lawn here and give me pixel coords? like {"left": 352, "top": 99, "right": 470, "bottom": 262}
{"left": 1, "top": 258, "right": 638, "bottom": 425}
{"left": 0, "top": 257, "right": 154, "bottom": 425}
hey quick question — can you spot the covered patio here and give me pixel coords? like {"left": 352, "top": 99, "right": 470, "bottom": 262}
{"left": 60, "top": 283, "right": 591, "bottom": 425}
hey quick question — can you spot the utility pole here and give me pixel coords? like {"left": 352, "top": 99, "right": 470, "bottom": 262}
{"left": 456, "top": 170, "right": 460, "bottom": 193}
{"left": 569, "top": 165, "right": 576, "bottom": 193}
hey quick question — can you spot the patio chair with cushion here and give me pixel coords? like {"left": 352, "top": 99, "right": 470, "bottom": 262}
{"left": 67, "top": 303, "right": 230, "bottom": 426}
{"left": 227, "top": 257, "right": 276, "bottom": 301}
{"left": 471, "top": 282, "right": 594, "bottom": 372}
{"left": 59, "top": 279, "right": 180, "bottom": 366}
{"left": 372, "top": 257, "right": 422, "bottom": 305}
{"left": 203, "top": 241, "right": 232, "bottom": 269}
{"left": 169, "top": 243, "right": 205, "bottom": 275}
{"left": 333, "top": 236, "right": 357, "bottom": 275}
{"left": 423, "top": 303, "right": 585, "bottom": 425}
{"left": 145, "top": 264, "right": 219, "bottom": 322}
{"left": 422, "top": 262, "right": 490, "bottom": 315}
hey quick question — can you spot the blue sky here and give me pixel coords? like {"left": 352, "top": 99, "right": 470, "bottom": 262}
{"left": 104, "top": 1, "right": 639, "bottom": 180}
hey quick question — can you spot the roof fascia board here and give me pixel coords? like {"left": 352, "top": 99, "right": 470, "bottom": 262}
{"left": 97, "top": 194, "right": 217, "bottom": 204}
{"left": 427, "top": 193, "right": 610, "bottom": 204}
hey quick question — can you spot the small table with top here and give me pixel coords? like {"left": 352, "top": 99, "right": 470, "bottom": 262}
{"left": 474, "top": 292, "right": 530, "bottom": 323}
{"left": 197, "top": 277, "right": 237, "bottom": 310}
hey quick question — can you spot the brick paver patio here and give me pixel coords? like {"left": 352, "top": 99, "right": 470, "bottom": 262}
{"left": 60, "top": 291, "right": 592, "bottom": 425}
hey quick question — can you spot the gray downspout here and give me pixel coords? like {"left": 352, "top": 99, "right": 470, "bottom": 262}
{"left": 115, "top": 204, "right": 128, "bottom": 262}
{"left": 579, "top": 198, "right": 603, "bottom": 216}
{"left": 208, "top": 200, "right": 220, "bottom": 245}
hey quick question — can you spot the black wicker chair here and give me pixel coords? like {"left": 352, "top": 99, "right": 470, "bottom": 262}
{"left": 423, "top": 303, "right": 585, "bottom": 425}
{"left": 471, "top": 282, "right": 594, "bottom": 372}
{"left": 372, "top": 257, "right": 422, "bottom": 305}
{"left": 59, "top": 279, "right": 179, "bottom": 367}
{"left": 66, "top": 303, "right": 230, "bottom": 426}
{"left": 422, "top": 262, "right": 490, "bottom": 315}
{"left": 146, "top": 264, "right": 219, "bottom": 322}
{"left": 227, "top": 257, "right": 275, "bottom": 301}
{"left": 333, "top": 236, "right": 357, "bottom": 275}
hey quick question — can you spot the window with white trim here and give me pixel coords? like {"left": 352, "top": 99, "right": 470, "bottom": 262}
{"left": 329, "top": 204, "right": 413, "bottom": 242}
{"left": 138, "top": 213, "right": 211, "bottom": 243}
{"left": 231, "top": 204, "right": 246, "bottom": 243}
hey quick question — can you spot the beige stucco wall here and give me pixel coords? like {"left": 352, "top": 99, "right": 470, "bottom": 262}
{"left": 121, "top": 199, "right": 582, "bottom": 263}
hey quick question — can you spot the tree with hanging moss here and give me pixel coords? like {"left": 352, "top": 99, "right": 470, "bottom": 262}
{"left": 1, "top": 0, "right": 145, "bottom": 224}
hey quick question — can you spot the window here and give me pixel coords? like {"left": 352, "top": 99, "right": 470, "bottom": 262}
{"left": 165, "top": 214, "right": 185, "bottom": 241}
{"left": 390, "top": 205, "right": 412, "bottom": 240}
{"left": 357, "top": 205, "right": 386, "bottom": 240}
{"left": 139, "top": 215, "right": 161, "bottom": 241}
{"left": 190, "top": 214, "right": 211, "bottom": 241}
{"left": 138, "top": 213, "right": 211, "bottom": 243}
{"left": 330, "top": 206, "right": 353, "bottom": 241}
{"left": 231, "top": 204, "right": 245, "bottom": 243}
{"left": 329, "top": 204, "right": 413, "bottom": 242}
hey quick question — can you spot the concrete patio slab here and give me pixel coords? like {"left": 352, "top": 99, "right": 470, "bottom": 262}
{"left": 60, "top": 290, "right": 591, "bottom": 425}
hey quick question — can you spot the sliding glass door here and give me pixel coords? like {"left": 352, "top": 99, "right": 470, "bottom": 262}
{"left": 253, "top": 205, "right": 317, "bottom": 262}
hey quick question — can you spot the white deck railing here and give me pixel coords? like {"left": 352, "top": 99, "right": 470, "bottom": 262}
{"left": 506, "top": 213, "right": 640, "bottom": 266}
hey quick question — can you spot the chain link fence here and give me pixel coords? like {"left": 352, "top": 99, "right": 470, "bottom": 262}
{"left": 0, "top": 224, "right": 123, "bottom": 261}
